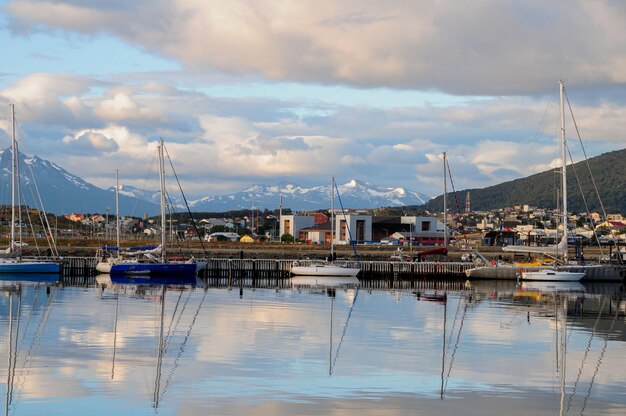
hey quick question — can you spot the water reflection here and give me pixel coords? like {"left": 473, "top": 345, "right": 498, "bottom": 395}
{"left": 0, "top": 277, "right": 624, "bottom": 415}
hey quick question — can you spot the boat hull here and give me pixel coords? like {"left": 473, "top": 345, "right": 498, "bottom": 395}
{"left": 465, "top": 265, "right": 518, "bottom": 280}
{"left": 0, "top": 260, "right": 62, "bottom": 274}
{"left": 96, "top": 260, "right": 114, "bottom": 273}
{"left": 110, "top": 262, "right": 197, "bottom": 277}
{"left": 291, "top": 264, "right": 360, "bottom": 277}
{"left": 521, "top": 270, "right": 585, "bottom": 282}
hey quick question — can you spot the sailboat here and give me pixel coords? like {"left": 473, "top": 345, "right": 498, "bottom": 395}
{"left": 520, "top": 81, "right": 584, "bottom": 282}
{"left": 291, "top": 177, "right": 360, "bottom": 277}
{"left": 110, "top": 140, "right": 197, "bottom": 277}
{"left": 0, "top": 105, "right": 61, "bottom": 274}
{"left": 466, "top": 81, "right": 586, "bottom": 282}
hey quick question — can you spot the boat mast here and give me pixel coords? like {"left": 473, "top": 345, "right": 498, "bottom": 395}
{"left": 330, "top": 177, "right": 334, "bottom": 261}
{"left": 559, "top": 297, "right": 568, "bottom": 416}
{"left": 443, "top": 152, "right": 448, "bottom": 248}
{"left": 559, "top": 81, "right": 568, "bottom": 263}
{"left": 115, "top": 169, "right": 120, "bottom": 258}
{"left": 159, "top": 139, "right": 167, "bottom": 262}
{"left": 10, "top": 104, "right": 16, "bottom": 253}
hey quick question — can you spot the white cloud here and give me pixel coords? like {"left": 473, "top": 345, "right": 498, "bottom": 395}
{"left": 62, "top": 130, "right": 119, "bottom": 153}
{"left": 95, "top": 92, "right": 164, "bottom": 122}
{"left": 6, "top": 1, "right": 626, "bottom": 94}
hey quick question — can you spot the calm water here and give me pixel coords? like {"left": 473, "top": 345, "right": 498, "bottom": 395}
{"left": 1, "top": 275, "right": 625, "bottom": 416}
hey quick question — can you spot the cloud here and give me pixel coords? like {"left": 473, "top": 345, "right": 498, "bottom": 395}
{"left": 0, "top": 68, "right": 623, "bottom": 198}
{"left": 62, "top": 130, "right": 119, "bottom": 154}
{"left": 6, "top": 1, "right": 626, "bottom": 95}
{"left": 95, "top": 92, "right": 164, "bottom": 122}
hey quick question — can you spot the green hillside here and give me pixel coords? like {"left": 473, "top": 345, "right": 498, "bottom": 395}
{"left": 422, "top": 148, "right": 626, "bottom": 214}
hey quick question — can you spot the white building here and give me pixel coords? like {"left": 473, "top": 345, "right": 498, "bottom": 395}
{"left": 279, "top": 215, "right": 316, "bottom": 240}
{"left": 400, "top": 216, "right": 447, "bottom": 245}
{"left": 335, "top": 214, "right": 371, "bottom": 244}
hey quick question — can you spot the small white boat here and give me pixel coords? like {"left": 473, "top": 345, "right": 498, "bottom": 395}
{"left": 521, "top": 269, "right": 585, "bottom": 282}
{"left": 290, "top": 177, "right": 360, "bottom": 278}
{"left": 291, "top": 262, "right": 360, "bottom": 277}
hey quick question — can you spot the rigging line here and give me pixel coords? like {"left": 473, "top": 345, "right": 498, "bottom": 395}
{"left": 163, "top": 144, "right": 209, "bottom": 257}
{"left": 579, "top": 295, "right": 622, "bottom": 416}
{"left": 7, "top": 288, "right": 22, "bottom": 406}
{"left": 565, "top": 296, "right": 607, "bottom": 414}
{"left": 445, "top": 157, "right": 464, "bottom": 237}
{"left": 13, "top": 287, "right": 56, "bottom": 407}
{"left": 13, "top": 126, "right": 59, "bottom": 257}
{"left": 564, "top": 90, "right": 607, "bottom": 218}
{"left": 28, "top": 176, "right": 58, "bottom": 256}
{"left": 159, "top": 288, "right": 209, "bottom": 402}
{"left": 524, "top": 90, "right": 558, "bottom": 176}
{"left": 163, "top": 192, "right": 183, "bottom": 253}
{"left": 564, "top": 144, "right": 605, "bottom": 259}
{"left": 564, "top": 90, "right": 618, "bottom": 261}
{"left": 163, "top": 290, "right": 193, "bottom": 356}
{"left": 163, "top": 290, "right": 184, "bottom": 353}
{"left": 333, "top": 181, "right": 360, "bottom": 263}
{"left": 444, "top": 298, "right": 468, "bottom": 393}
{"left": 21, "top": 190, "right": 43, "bottom": 255}
{"left": 153, "top": 287, "right": 166, "bottom": 409}
{"left": 445, "top": 291, "right": 463, "bottom": 355}
{"left": 330, "top": 287, "right": 359, "bottom": 375}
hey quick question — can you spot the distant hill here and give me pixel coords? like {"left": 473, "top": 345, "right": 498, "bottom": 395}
{"left": 422, "top": 148, "right": 626, "bottom": 214}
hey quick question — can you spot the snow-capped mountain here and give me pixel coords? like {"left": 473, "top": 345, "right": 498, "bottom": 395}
{"left": 0, "top": 147, "right": 159, "bottom": 216}
{"left": 0, "top": 147, "right": 430, "bottom": 215}
{"left": 185, "top": 179, "right": 431, "bottom": 212}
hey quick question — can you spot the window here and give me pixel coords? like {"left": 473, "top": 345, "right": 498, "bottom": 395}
{"left": 421, "top": 221, "right": 430, "bottom": 231}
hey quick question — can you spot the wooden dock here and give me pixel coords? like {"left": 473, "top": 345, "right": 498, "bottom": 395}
{"left": 202, "top": 259, "right": 471, "bottom": 280}
{"left": 16, "top": 256, "right": 622, "bottom": 284}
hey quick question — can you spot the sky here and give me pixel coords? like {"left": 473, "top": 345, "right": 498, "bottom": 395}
{"left": 0, "top": 0, "right": 625, "bottom": 200}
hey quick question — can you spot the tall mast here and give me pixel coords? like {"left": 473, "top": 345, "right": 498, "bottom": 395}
{"left": 330, "top": 177, "right": 334, "bottom": 260}
{"left": 159, "top": 139, "right": 166, "bottom": 262}
{"left": 115, "top": 169, "right": 120, "bottom": 258}
{"left": 443, "top": 152, "right": 448, "bottom": 248}
{"left": 559, "top": 81, "right": 568, "bottom": 263}
{"left": 10, "top": 104, "right": 16, "bottom": 252}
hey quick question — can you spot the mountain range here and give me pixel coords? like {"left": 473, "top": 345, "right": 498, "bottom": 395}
{"left": 184, "top": 180, "right": 431, "bottom": 213}
{"left": 0, "top": 148, "right": 431, "bottom": 216}
{"left": 2, "top": 146, "right": 624, "bottom": 216}
{"left": 0, "top": 148, "right": 159, "bottom": 216}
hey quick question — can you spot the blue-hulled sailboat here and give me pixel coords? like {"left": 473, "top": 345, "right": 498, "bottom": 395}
{"left": 109, "top": 139, "right": 197, "bottom": 277}
{"left": 0, "top": 105, "right": 61, "bottom": 274}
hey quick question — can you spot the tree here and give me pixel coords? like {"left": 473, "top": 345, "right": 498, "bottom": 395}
{"left": 281, "top": 233, "right": 294, "bottom": 243}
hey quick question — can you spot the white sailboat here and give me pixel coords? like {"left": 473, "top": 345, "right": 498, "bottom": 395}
{"left": 466, "top": 81, "right": 585, "bottom": 282}
{"left": 521, "top": 81, "right": 584, "bottom": 282}
{"left": 0, "top": 105, "right": 61, "bottom": 274}
{"left": 291, "top": 177, "right": 360, "bottom": 277}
